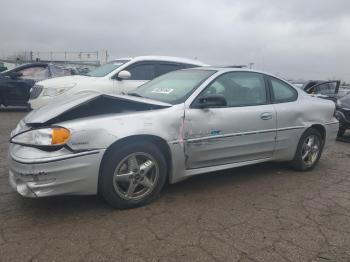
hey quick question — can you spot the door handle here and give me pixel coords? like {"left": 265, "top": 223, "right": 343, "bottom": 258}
{"left": 260, "top": 112, "right": 273, "bottom": 120}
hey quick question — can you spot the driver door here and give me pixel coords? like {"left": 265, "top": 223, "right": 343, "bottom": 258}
{"left": 184, "top": 72, "right": 276, "bottom": 169}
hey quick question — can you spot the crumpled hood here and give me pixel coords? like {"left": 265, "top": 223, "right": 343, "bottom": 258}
{"left": 37, "top": 75, "right": 101, "bottom": 87}
{"left": 24, "top": 92, "right": 172, "bottom": 125}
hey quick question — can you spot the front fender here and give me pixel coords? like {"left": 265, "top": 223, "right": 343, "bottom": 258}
{"left": 61, "top": 105, "right": 185, "bottom": 152}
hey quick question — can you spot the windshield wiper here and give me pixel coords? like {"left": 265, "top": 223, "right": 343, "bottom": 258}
{"left": 127, "top": 92, "right": 144, "bottom": 98}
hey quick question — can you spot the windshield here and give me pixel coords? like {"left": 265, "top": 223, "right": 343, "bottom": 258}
{"left": 129, "top": 69, "right": 216, "bottom": 104}
{"left": 86, "top": 60, "right": 130, "bottom": 77}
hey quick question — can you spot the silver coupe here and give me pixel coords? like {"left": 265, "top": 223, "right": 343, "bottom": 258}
{"left": 8, "top": 68, "right": 339, "bottom": 208}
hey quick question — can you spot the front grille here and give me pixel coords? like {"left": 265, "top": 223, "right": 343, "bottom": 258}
{"left": 30, "top": 85, "right": 43, "bottom": 99}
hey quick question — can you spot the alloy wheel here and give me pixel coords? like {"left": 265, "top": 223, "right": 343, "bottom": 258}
{"left": 113, "top": 152, "right": 159, "bottom": 201}
{"left": 301, "top": 135, "right": 321, "bottom": 167}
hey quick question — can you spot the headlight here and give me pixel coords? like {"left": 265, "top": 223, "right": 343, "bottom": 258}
{"left": 10, "top": 127, "right": 71, "bottom": 147}
{"left": 42, "top": 83, "right": 76, "bottom": 97}
{"left": 336, "top": 100, "right": 342, "bottom": 107}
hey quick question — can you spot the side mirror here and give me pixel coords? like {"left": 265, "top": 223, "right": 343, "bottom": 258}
{"left": 9, "top": 71, "right": 23, "bottom": 79}
{"left": 195, "top": 94, "right": 227, "bottom": 108}
{"left": 117, "top": 70, "right": 131, "bottom": 80}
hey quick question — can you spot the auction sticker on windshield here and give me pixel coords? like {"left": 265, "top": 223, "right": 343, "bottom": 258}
{"left": 151, "top": 87, "right": 174, "bottom": 94}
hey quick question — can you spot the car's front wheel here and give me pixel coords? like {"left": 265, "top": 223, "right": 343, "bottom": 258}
{"left": 290, "top": 128, "right": 323, "bottom": 171}
{"left": 99, "top": 141, "right": 167, "bottom": 209}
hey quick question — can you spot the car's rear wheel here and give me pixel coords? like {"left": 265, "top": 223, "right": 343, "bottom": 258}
{"left": 99, "top": 141, "right": 167, "bottom": 209}
{"left": 290, "top": 128, "right": 323, "bottom": 171}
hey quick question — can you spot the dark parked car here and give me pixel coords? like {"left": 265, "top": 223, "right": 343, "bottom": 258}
{"left": 335, "top": 94, "right": 350, "bottom": 137}
{"left": 0, "top": 63, "right": 77, "bottom": 107}
{"left": 303, "top": 80, "right": 338, "bottom": 100}
{"left": 302, "top": 80, "right": 350, "bottom": 101}
{"left": 301, "top": 80, "right": 350, "bottom": 137}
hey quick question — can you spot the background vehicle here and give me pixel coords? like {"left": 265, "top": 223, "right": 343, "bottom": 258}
{"left": 0, "top": 73, "right": 35, "bottom": 107}
{"left": 301, "top": 80, "right": 350, "bottom": 136}
{"left": 335, "top": 94, "right": 350, "bottom": 137}
{"left": 28, "top": 56, "right": 207, "bottom": 109}
{"left": 0, "top": 63, "right": 77, "bottom": 107}
{"left": 290, "top": 81, "right": 305, "bottom": 89}
{"left": 0, "top": 62, "right": 7, "bottom": 72}
{"left": 1, "top": 63, "right": 77, "bottom": 81}
{"left": 9, "top": 68, "right": 338, "bottom": 209}
{"left": 301, "top": 80, "right": 350, "bottom": 101}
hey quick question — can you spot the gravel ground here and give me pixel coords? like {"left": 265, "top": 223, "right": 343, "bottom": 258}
{"left": 1, "top": 110, "right": 350, "bottom": 262}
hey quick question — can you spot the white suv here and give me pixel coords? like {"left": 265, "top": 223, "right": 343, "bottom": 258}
{"left": 29, "top": 56, "right": 206, "bottom": 109}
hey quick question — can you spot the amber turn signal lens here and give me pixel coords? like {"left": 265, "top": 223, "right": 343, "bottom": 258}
{"left": 51, "top": 128, "right": 71, "bottom": 145}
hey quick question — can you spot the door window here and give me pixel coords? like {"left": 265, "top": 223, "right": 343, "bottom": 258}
{"left": 202, "top": 72, "right": 267, "bottom": 107}
{"left": 127, "top": 64, "right": 156, "bottom": 80}
{"left": 314, "top": 82, "right": 337, "bottom": 95}
{"left": 270, "top": 78, "right": 297, "bottom": 103}
{"left": 50, "top": 65, "right": 74, "bottom": 77}
{"left": 157, "top": 63, "right": 181, "bottom": 76}
{"left": 18, "top": 66, "right": 49, "bottom": 81}
{"left": 181, "top": 64, "right": 200, "bottom": 69}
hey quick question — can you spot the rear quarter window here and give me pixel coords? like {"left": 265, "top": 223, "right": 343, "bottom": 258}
{"left": 270, "top": 77, "right": 298, "bottom": 103}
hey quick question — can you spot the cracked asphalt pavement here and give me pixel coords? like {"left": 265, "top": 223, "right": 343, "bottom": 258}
{"left": 1, "top": 110, "right": 350, "bottom": 262}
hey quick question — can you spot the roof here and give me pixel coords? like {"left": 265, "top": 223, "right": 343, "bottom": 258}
{"left": 13, "top": 62, "right": 49, "bottom": 69}
{"left": 188, "top": 67, "right": 294, "bottom": 84}
{"left": 190, "top": 66, "right": 271, "bottom": 74}
{"left": 111, "top": 55, "right": 208, "bottom": 66}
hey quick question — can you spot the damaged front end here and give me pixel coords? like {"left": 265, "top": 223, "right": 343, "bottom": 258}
{"left": 12, "top": 92, "right": 172, "bottom": 150}
{"left": 9, "top": 92, "right": 175, "bottom": 196}
{"left": 8, "top": 148, "right": 104, "bottom": 197}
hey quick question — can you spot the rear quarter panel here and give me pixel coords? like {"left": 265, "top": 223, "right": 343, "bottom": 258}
{"left": 273, "top": 92, "right": 337, "bottom": 161}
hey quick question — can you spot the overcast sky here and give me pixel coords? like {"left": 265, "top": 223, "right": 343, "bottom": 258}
{"left": 1, "top": 0, "right": 349, "bottom": 81}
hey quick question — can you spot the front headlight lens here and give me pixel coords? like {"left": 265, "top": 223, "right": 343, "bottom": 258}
{"left": 42, "top": 83, "right": 76, "bottom": 97}
{"left": 10, "top": 127, "right": 71, "bottom": 147}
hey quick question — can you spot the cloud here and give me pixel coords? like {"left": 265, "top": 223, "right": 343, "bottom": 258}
{"left": 1, "top": 0, "right": 349, "bottom": 81}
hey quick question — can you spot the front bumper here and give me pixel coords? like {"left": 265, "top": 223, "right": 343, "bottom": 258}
{"left": 9, "top": 146, "right": 105, "bottom": 197}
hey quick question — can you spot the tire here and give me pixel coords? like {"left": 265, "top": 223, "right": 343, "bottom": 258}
{"left": 99, "top": 141, "right": 167, "bottom": 209}
{"left": 290, "top": 128, "right": 324, "bottom": 171}
{"left": 337, "top": 127, "right": 346, "bottom": 137}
